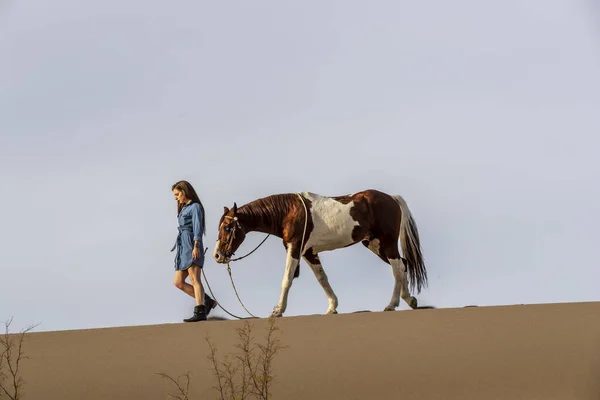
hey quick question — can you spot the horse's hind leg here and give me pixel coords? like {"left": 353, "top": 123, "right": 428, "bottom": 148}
{"left": 362, "top": 239, "right": 399, "bottom": 310}
{"left": 397, "top": 258, "right": 418, "bottom": 309}
{"left": 386, "top": 255, "right": 417, "bottom": 310}
{"left": 363, "top": 239, "right": 417, "bottom": 311}
{"left": 384, "top": 253, "right": 404, "bottom": 311}
{"left": 303, "top": 249, "right": 338, "bottom": 315}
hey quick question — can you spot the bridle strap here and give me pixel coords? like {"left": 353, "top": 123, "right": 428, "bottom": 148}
{"left": 222, "top": 215, "right": 241, "bottom": 256}
{"left": 221, "top": 215, "right": 270, "bottom": 261}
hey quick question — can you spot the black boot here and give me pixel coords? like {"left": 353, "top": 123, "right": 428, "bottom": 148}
{"left": 183, "top": 305, "right": 207, "bottom": 322}
{"left": 204, "top": 294, "right": 217, "bottom": 317}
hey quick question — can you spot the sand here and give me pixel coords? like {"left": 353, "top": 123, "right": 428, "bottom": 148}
{"left": 10, "top": 301, "right": 600, "bottom": 399}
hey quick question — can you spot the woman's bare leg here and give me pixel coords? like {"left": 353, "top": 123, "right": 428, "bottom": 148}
{"left": 187, "top": 265, "right": 204, "bottom": 306}
{"left": 174, "top": 270, "right": 195, "bottom": 298}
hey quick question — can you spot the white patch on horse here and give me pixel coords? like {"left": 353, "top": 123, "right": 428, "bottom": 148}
{"left": 385, "top": 257, "right": 417, "bottom": 311}
{"left": 367, "top": 238, "right": 381, "bottom": 256}
{"left": 213, "top": 239, "right": 221, "bottom": 260}
{"left": 300, "top": 192, "right": 359, "bottom": 253}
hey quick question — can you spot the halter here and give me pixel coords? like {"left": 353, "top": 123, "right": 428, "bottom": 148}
{"left": 221, "top": 215, "right": 242, "bottom": 258}
{"left": 219, "top": 215, "right": 271, "bottom": 262}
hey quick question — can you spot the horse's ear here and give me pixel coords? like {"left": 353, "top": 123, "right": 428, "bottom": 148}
{"left": 232, "top": 202, "right": 238, "bottom": 214}
{"left": 223, "top": 206, "right": 230, "bottom": 215}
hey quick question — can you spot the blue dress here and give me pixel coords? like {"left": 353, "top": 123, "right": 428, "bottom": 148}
{"left": 171, "top": 202, "right": 205, "bottom": 271}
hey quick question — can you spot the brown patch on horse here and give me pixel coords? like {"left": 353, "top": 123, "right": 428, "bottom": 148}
{"left": 358, "top": 190, "right": 404, "bottom": 260}
{"left": 332, "top": 195, "right": 353, "bottom": 204}
{"left": 333, "top": 190, "right": 402, "bottom": 258}
{"left": 225, "top": 193, "right": 314, "bottom": 279}
{"left": 303, "top": 247, "right": 319, "bottom": 264}
{"left": 219, "top": 206, "right": 230, "bottom": 228}
{"left": 281, "top": 195, "right": 313, "bottom": 278}
{"left": 333, "top": 189, "right": 427, "bottom": 292}
{"left": 237, "top": 194, "right": 299, "bottom": 236}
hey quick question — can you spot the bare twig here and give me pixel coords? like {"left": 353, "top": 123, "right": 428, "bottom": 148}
{"left": 255, "top": 317, "right": 287, "bottom": 400}
{"left": 205, "top": 333, "right": 227, "bottom": 400}
{"left": 0, "top": 317, "right": 38, "bottom": 400}
{"left": 221, "top": 355, "right": 239, "bottom": 399}
{"left": 234, "top": 322, "right": 261, "bottom": 398}
{"left": 156, "top": 371, "right": 191, "bottom": 400}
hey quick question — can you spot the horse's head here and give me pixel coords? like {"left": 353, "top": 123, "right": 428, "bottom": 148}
{"left": 213, "top": 202, "right": 247, "bottom": 264}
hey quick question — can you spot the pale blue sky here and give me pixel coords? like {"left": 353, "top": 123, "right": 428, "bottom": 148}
{"left": 1, "top": 0, "right": 599, "bottom": 332}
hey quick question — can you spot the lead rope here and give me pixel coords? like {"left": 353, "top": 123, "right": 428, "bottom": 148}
{"left": 201, "top": 261, "right": 256, "bottom": 320}
{"left": 199, "top": 235, "right": 270, "bottom": 319}
{"left": 200, "top": 237, "right": 268, "bottom": 319}
{"left": 201, "top": 192, "right": 309, "bottom": 320}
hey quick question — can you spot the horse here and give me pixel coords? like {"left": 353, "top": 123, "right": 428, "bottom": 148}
{"left": 212, "top": 189, "right": 428, "bottom": 318}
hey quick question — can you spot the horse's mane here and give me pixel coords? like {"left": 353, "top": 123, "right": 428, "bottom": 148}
{"left": 239, "top": 193, "right": 298, "bottom": 233}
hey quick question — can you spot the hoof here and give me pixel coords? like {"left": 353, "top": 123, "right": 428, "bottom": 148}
{"left": 383, "top": 306, "right": 396, "bottom": 311}
{"left": 408, "top": 297, "right": 418, "bottom": 309}
{"left": 326, "top": 309, "right": 338, "bottom": 315}
{"left": 271, "top": 308, "right": 283, "bottom": 318}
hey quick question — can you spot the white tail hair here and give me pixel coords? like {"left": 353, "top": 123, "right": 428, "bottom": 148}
{"left": 392, "top": 195, "right": 428, "bottom": 293}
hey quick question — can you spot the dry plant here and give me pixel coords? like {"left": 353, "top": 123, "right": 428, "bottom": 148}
{"left": 158, "top": 316, "right": 286, "bottom": 400}
{"left": 0, "top": 318, "right": 37, "bottom": 400}
{"left": 156, "top": 371, "right": 192, "bottom": 400}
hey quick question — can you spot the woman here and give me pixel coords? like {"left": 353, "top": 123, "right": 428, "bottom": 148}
{"left": 171, "top": 180, "right": 216, "bottom": 322}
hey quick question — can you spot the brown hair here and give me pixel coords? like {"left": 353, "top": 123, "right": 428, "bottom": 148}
{"left": 172, "top": 180, "right": 206, "bottom": 236}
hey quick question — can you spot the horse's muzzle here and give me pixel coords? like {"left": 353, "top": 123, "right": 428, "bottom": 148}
{"left": 213, "top": 250, "right": 230, "bottom": 264}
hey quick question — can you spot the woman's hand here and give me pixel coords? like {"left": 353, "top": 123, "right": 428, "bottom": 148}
{"left": 192, "top": 246, "right": 200, "bottom": 260}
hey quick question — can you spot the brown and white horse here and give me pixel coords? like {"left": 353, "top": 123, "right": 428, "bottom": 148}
{"left": 213, "top": 189, "right": 428, "bottom": 317}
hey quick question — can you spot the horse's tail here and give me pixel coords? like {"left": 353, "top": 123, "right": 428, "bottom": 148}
{"left": 392, "top": 194, "right": 428, "bottom": 294}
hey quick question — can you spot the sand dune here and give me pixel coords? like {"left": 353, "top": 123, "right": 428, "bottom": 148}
{"left": 12, "top": 301, "right": 600, "bottom": 399}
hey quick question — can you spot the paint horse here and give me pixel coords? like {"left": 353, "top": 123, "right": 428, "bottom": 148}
{"left": 213, "top": 189, "right": 428, "bottom": 317}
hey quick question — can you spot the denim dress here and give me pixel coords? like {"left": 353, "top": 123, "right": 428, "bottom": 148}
{"left": 171, "top": 202, "right": 205, "bottom": 271}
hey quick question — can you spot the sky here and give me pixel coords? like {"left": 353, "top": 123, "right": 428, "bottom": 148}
{"left": 1, "top": 0, "right": 599, "bottom": 333}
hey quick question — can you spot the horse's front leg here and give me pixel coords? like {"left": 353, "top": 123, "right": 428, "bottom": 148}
{"left": 272, "top": 243, "right": 300, "bottom": 317}
{"left": 303, "top": 250, "right": 338, "bottom": 315}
